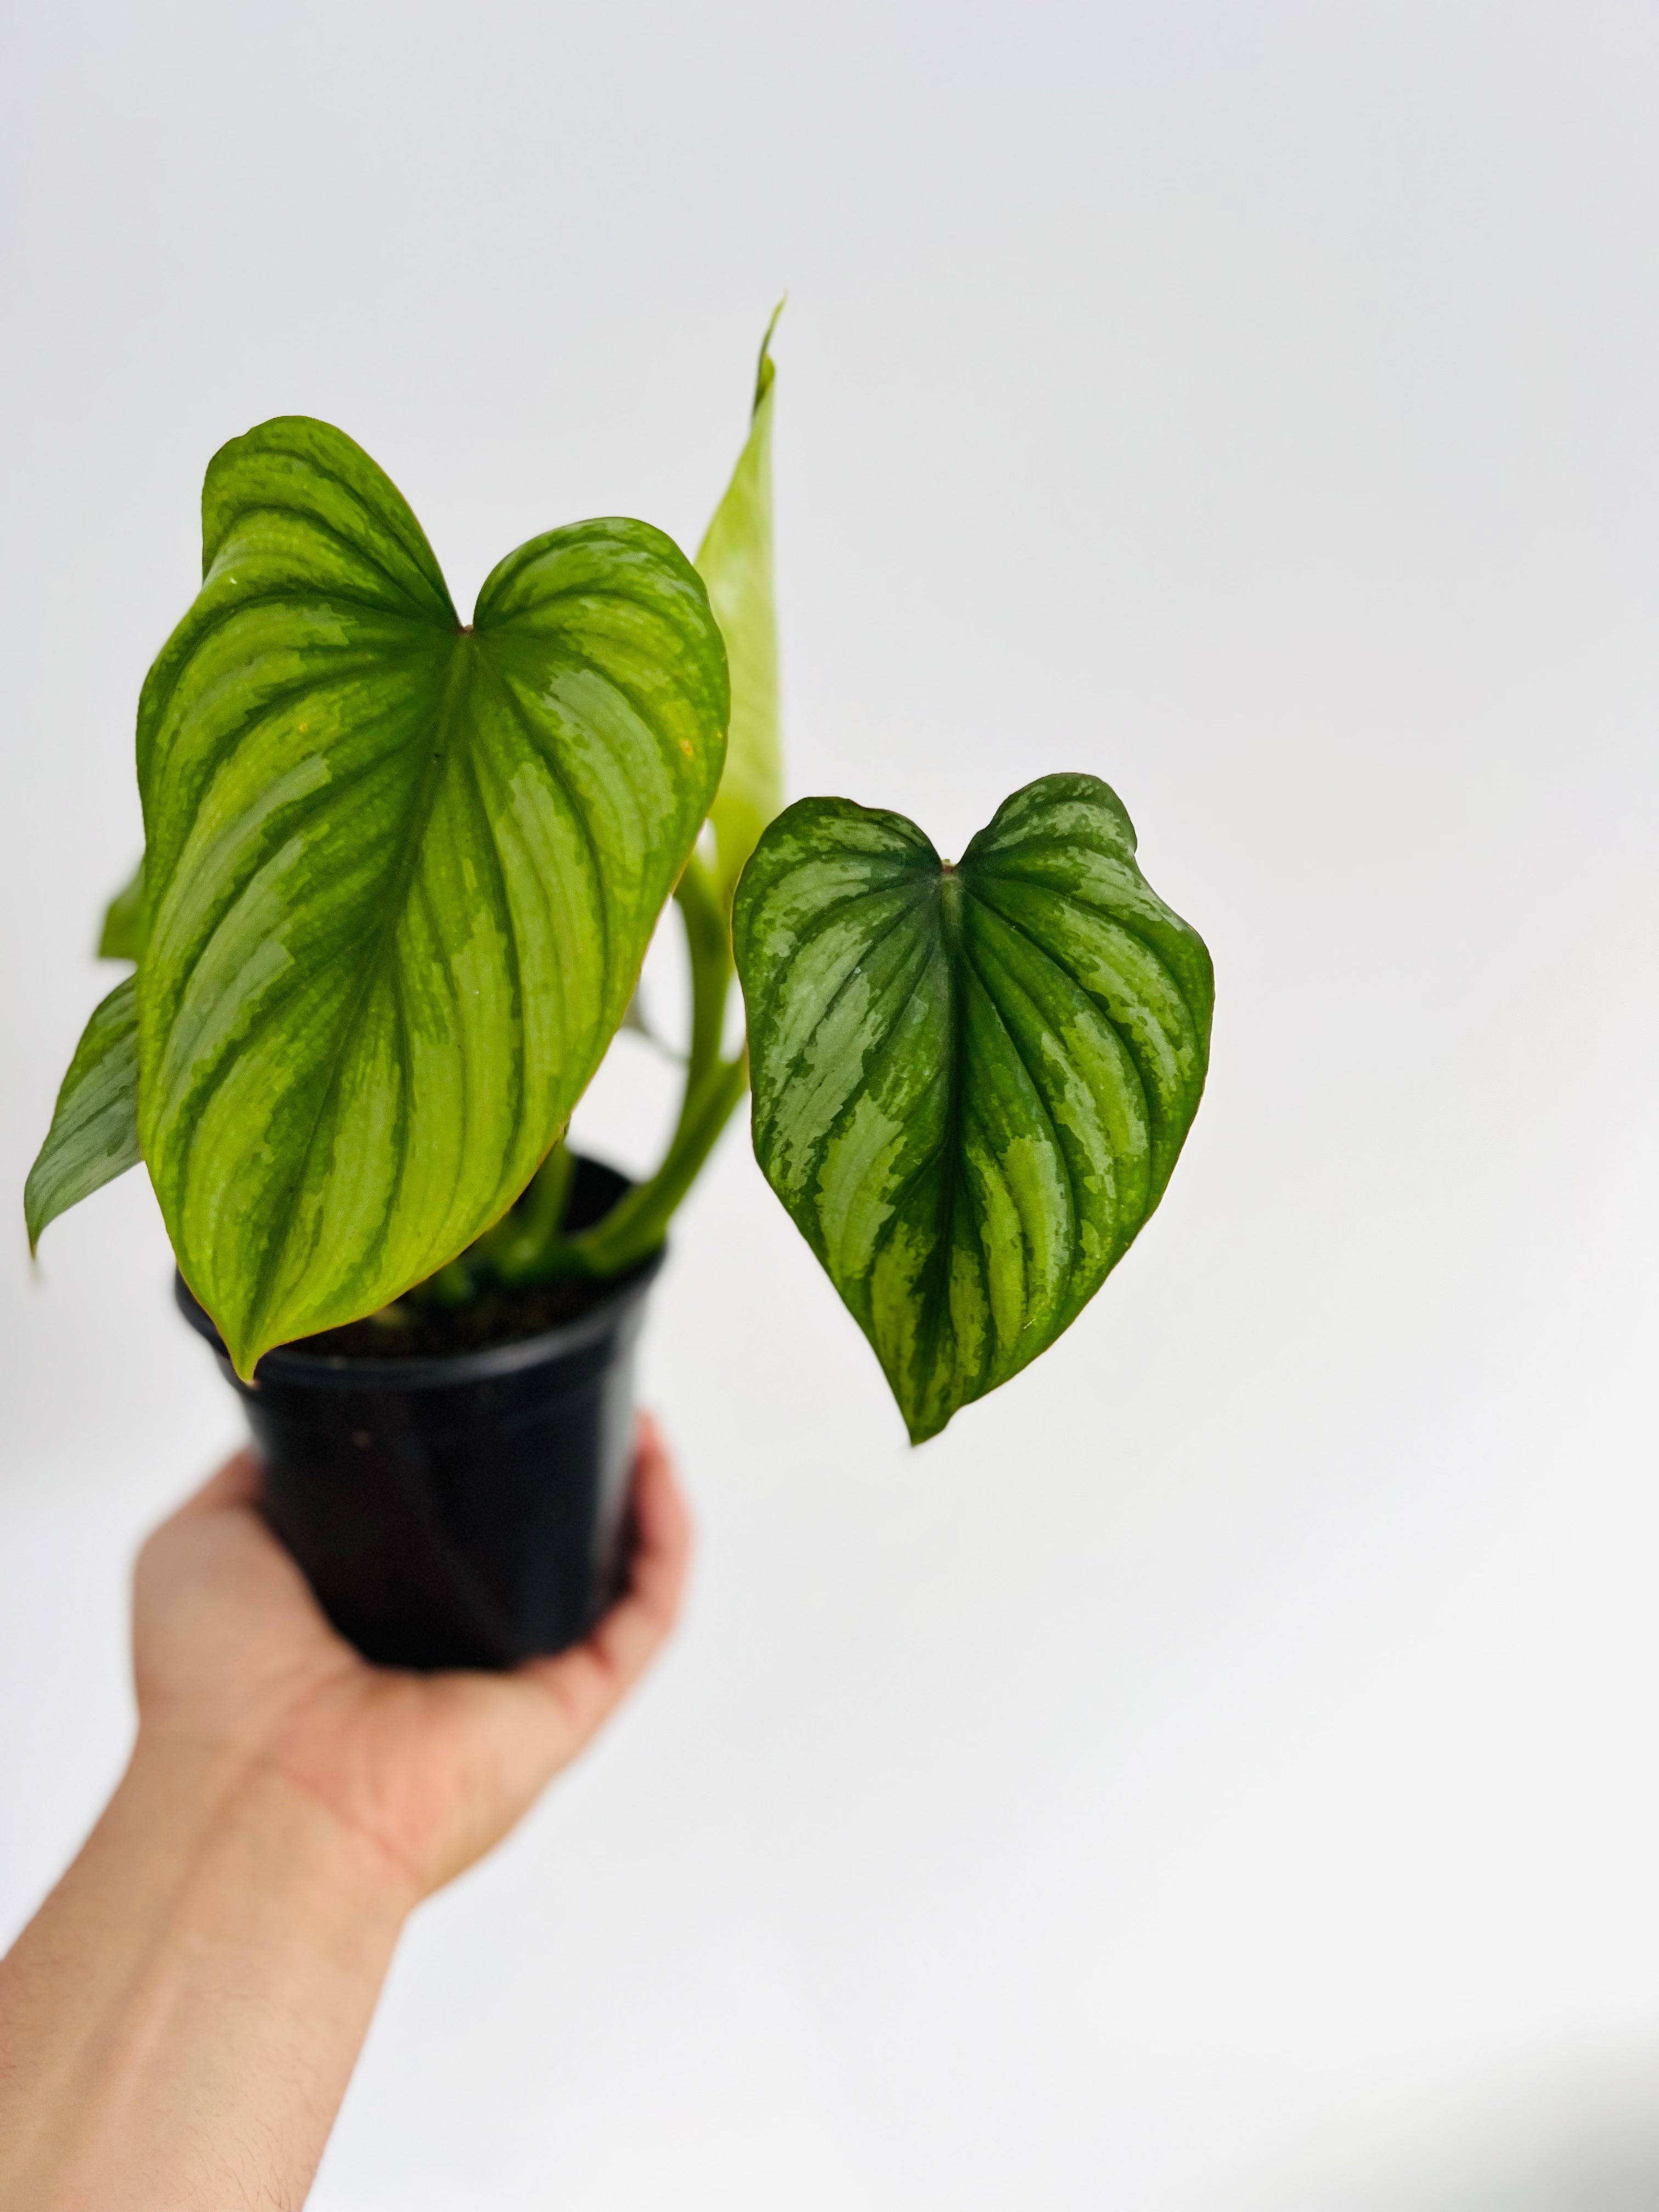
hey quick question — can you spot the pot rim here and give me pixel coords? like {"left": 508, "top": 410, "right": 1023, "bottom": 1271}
{"left": 173, "top": 1153, "right": 667, "bottom": 1396}
{"left": 174, "top": 1249, "right": 664, "bottom": 1390}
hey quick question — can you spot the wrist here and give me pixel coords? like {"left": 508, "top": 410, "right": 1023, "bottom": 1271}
{"left": 1, "top": 1728, "right": 413, "bottom": 2207}
{"left": 125, "top": 1720, "right": 421, "bottom": 1930}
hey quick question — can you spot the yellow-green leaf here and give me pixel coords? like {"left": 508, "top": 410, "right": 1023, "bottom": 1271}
{"left": 695, "top": 303, "right": 784, "bottom": 907}
{"left": 137, "top": 416, "right": 729, "bottom": 1377}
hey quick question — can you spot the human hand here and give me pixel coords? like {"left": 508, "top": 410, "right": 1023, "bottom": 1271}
{"left": 0, "top": 1423, "right": 689, "bottom": 2207}
{"left": 131, "top": 1414, "right": 691, "bottom": 1905}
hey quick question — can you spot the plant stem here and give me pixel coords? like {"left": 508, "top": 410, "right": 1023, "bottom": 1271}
{"left": 546, "top": 1048, "right": 748, "bottom": 1277}
{"left": 675, "top": 853, "right": 733, "bottom": 1093}
{"left": 421, "top": 1259, "right": 477, "bottom": 1307}
{"left": 483, "top": 855, "right": 748, "bottom": 1286}
{"left": 476, "top": 1139, "right": 575, "bottom": 1280}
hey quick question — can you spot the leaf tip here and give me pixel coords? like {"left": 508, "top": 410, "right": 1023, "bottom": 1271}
{"left": 198, "top": 1287, "right": 264, "bottom": 1384}
{"left": 215, "top": 1312, "right": 267, "bottom": 1386}
{"left": 227, "top": 1345, "right": 263, "bottom": 1387}
{"left": 24, "top": 1166, "right": 53, "bottom": 1259}
{"left": 754, "top": 296, "right": 786, "bottom": 412}
{"left": 904, "top": 1408, "right": 951, "bottom": 1447}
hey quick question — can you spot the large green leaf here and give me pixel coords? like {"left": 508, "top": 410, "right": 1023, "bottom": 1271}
{"left": 695, "top": 303, "right": 783, "bottom": 907}
{"left": 137, "top": 416, "right": 728, "bottom": 1377}
{"left": 25, "top": 977, "right": 143, "bottom": 1252}
{"left": 732, "top": 774, "right": 1213, "bottom": 1442}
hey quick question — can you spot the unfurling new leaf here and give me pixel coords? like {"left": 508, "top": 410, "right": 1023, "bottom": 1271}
{"left": 695, "top": 302, "right": 785, "bottom": 909}
{"left": 25, "top": 976, "right": 143, "bottom": 1252}
{"left": 732, "top": 774, "right": 1213, "bottom": 1442}
{"left": 136, "top": 416, "right": 730, "bottom": 1377}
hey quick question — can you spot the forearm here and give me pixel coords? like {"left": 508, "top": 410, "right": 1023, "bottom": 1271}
{"left": 0, "top": 1732, "right": 414, "bottom": 2210}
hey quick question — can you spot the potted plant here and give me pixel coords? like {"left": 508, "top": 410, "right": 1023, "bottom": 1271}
{"left": 24, "top": 318, "right": 1214, "bottom": 1670}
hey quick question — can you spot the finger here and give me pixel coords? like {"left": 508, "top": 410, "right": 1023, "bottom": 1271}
{"left": 167, "top": 1446, "right": 264, "bottom": 1522}
{"left": 616, "top": 1415, "right": 693, "bottom": 1640}
{"left": 512, "top": 1415, "right": 692, "bottom": 1739}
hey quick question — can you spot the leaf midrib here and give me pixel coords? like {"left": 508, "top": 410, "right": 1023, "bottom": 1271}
{"left": 239, "top": 625, "right": 474, "bottom": 1356}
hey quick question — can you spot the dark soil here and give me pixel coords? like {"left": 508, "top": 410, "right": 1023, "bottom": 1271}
{"left": 298, "top": 1270, "right": 642, "bottom": 1362}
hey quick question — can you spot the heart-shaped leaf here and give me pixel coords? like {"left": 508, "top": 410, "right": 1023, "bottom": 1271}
{"left": 732, "top": 774, "right": 1212, "bottom": 1442}
{"left": 137, "top": 416, "right": 728, "bottom": 1376}
{"left": 25, "top": 975, "right": 142, "bottom": 1252}
{"left": 694, "top": 303, "right": 784, "bottom": 907}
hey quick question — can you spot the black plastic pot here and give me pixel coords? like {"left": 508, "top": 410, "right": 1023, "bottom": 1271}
{"left": 176, "top": 1158, "right": 663, "bottom": 1673}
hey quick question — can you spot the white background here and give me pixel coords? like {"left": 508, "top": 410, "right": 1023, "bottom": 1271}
{"left": 3, "top": 3, "right": 1658, "bottom": 2205}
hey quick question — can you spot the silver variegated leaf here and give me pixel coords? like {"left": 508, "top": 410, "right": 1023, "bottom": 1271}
{"left": 732, "top": 774, "right": 1213, "bottom": 1442}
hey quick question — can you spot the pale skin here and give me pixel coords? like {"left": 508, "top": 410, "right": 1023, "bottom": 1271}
{"left": 0, "top": 1417, "right": 691, "bottom": 2211}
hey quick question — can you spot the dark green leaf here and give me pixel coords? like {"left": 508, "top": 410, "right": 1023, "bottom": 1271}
{"left": 98, "top": 856, "right": 145, "bottom": 961}
{"left": 137, "top": 416, "right": 729, "bottom": 1377}
{"left": 25, "top": 977, "right": 143, "bottom": 1252}
{"left": 695, "top": 303, "right": 783, "bottom": 907}
{"left": 732, "top": 774, "right": 1213, "bottom": 1442}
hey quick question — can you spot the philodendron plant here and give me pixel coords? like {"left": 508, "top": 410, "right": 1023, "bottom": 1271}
{"left": 25, "top": 320, "right": 1213, "bottom": 1444}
